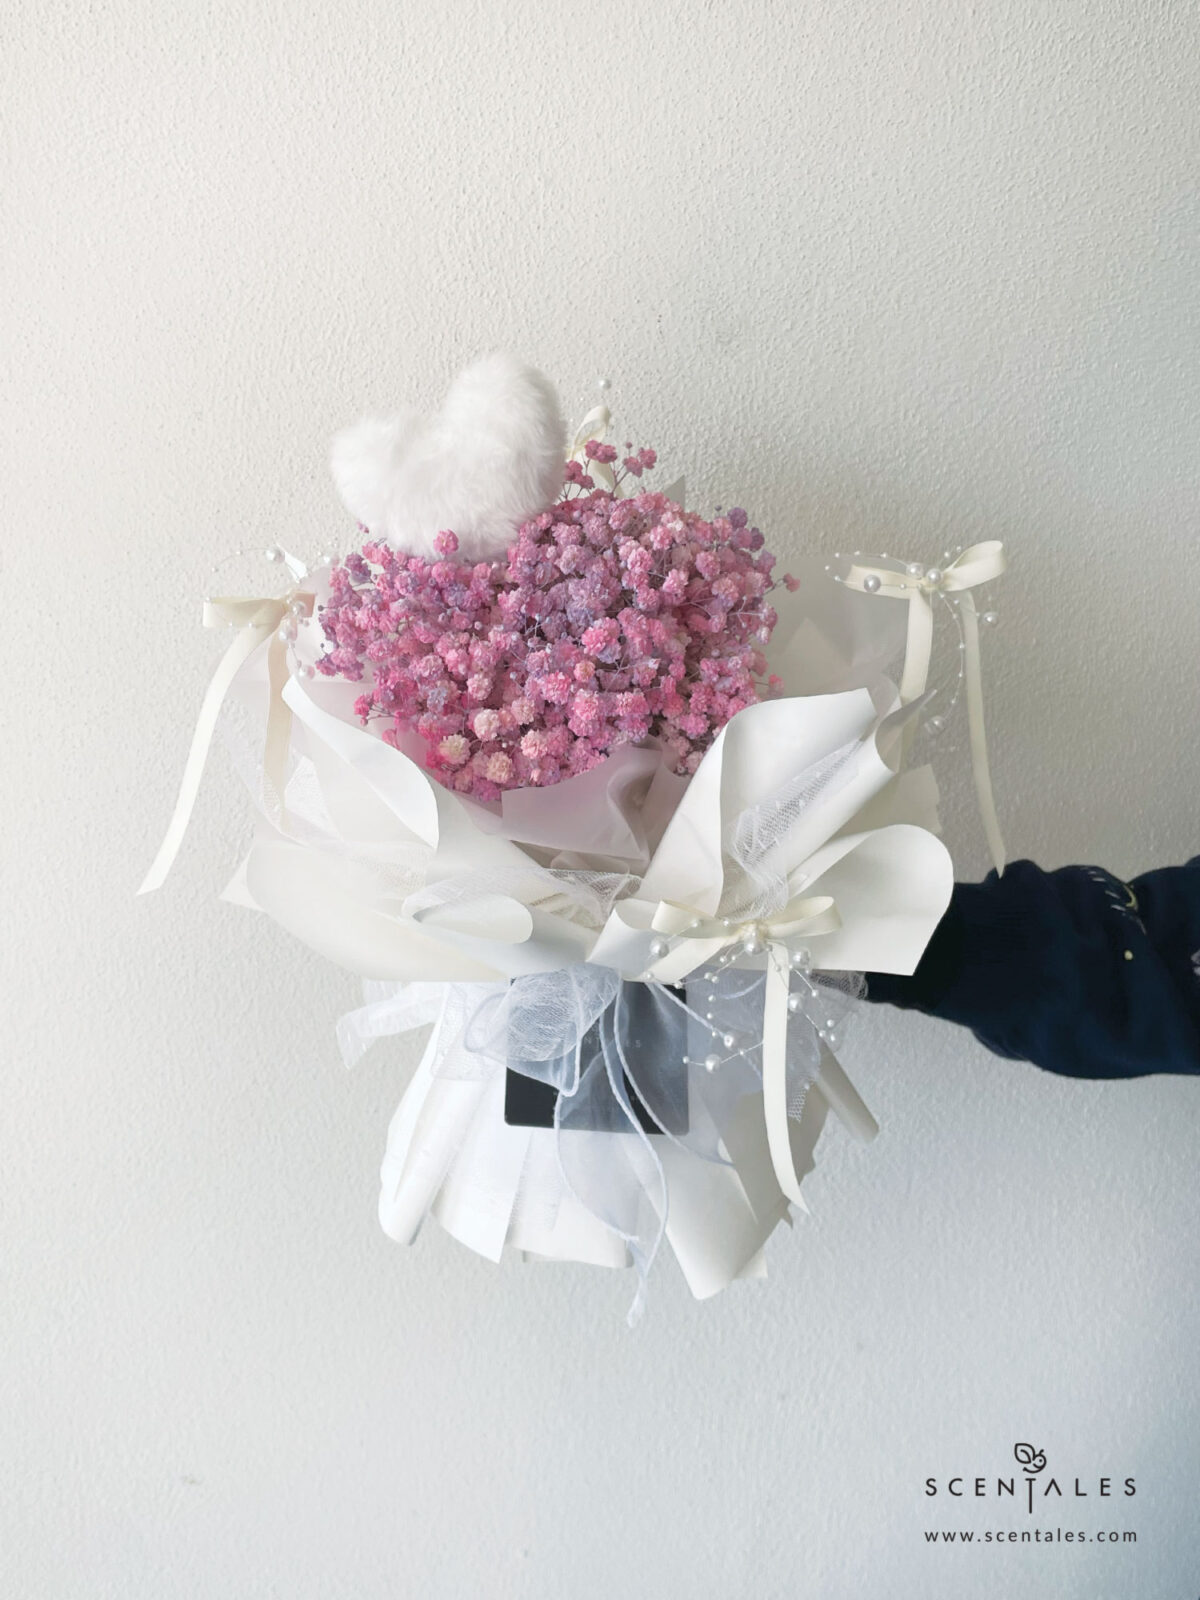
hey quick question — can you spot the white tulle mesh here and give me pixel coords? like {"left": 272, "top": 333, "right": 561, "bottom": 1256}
{"left": 466, "top": 965, "right": 620, "bottom": 1082}
{"left": 721, "top": 735, "right": 863, "bottom": 920}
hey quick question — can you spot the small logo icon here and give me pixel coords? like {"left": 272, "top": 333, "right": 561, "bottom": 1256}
{"left": 1014, "top": 1443, "right": 1046, "bottom": 1475}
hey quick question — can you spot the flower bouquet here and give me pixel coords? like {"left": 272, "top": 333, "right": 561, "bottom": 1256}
{"left": 143, "top": 354, "right": 1006, "bottom": 1319}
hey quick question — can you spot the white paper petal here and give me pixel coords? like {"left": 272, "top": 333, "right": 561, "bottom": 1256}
{"left": 245, "top": 835, "right": 511, "bottom": 981}
{"left": 796, "top": 824, "right": 954, "bottom": 975}
{"left": 283, "top": 676, "right": 439, "bottom": 848}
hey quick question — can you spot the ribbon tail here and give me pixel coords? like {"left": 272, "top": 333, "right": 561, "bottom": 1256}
{"left": 899, "top": 588, "right": 934, "bottom": 706}
{"left": 138, "top": 618, "right": 275, "bottom": 894}
{"left": 762, "top": 943, "right": 809, "bottom": 1213}
{"left": 898, "top": 589, "right": 934, "bottom": 764}
{"left": 262, "top": 633, "right": 294, "bottom": 830}
{"left": 959, "top": 592, "right": 1006, "bottom": 876}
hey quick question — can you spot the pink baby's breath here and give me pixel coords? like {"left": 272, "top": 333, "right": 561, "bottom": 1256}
{"left": 437, "top": 734, "right": 469, "bottom": 767}
{"left": 317, "top": 450, "right": 786, "bottom": 799}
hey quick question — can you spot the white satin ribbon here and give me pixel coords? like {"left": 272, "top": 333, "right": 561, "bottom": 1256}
{"left": 761, "top": 957, "right": 879, "bottom": 1207}
{"left": 139, "top": 558, "right": 313, "bottom": 894}
{"left": 651, "top": 893, "right": 841, "bottom": 941}
{"left": 841, "top": 541, "right": 1007, "bottom": 875}
{"left": 642, "top": 893, "right": 875, "bottom": 1208}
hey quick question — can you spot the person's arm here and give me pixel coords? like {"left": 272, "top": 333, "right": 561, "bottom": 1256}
{"left": 864, "top": 858, "right": 1200, "bottom": 1077}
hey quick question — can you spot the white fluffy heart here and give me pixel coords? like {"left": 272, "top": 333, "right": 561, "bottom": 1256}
{"left": 330, "top": 352, "right": 567, "bottom": 562}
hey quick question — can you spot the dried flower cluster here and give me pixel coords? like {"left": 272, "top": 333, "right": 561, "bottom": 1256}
{"left": 316, "top": 444, "right": 784, "bottom": 800}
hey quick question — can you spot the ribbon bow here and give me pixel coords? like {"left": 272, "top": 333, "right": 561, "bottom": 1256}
{"left": 139, "top": 555, "right": 313, "bottom": 894}
{"left": 652, "top": 893, "right": 841, "bottom": 937}
{"left": 842, "top": 541, "right": 1007, "bottom": 875}
{"left": 640, "top": 892, "right": 876, "bottom": 1210}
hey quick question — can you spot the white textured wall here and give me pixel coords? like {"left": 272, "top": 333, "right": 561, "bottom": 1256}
{"left": 5, "top": 3, "right": 1199, "bottom": 1596}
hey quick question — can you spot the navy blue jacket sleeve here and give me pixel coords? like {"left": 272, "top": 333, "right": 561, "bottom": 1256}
{"left": 864, "top": 858, "right": 1200, "bottom": 1077}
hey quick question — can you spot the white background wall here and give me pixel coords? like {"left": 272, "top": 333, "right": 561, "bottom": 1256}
{"left": 5, "top": 3, "right": 1199, "bottom": 1596}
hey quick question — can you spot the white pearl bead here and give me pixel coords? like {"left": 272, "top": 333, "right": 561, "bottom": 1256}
{"left": 288, "top": 598, "right": 306, "bottom": 620}
{"left": 265, "top": 545, "right": 283, "bottom": 563}
{"left": 741, "top": 933, "right": 764, "bottom": 956}
{"left": 927, "top": 714, "right": 946, "bottom": 735}
{"left": 647, "top": 936, "right": 669, "bottom": 961}
{"left": 787, "top": 994, "right": 802, "bottom": 1014}
{"left": 906, "top": 561, "right": 923, "bottom": 577}
{"left": 789, "top": 948, "right": 812, "bottom": 972}
{"left": 925, "top": 567, "right": 943, "bottom": 586}
{"left": 704, "top": 1053, "right": 720, "bottom": 1073}
{"left": 297, "top": 662, "right": 314, "bottom": 680}
{"left": 722, "top": 1033, "right": 736, "bottom": 1049}
{"left": 863, "top": 574, "right": 881, "bottom": 593}
{"left": 276, "top": 624, "right": 293, "bottom": 645}
{"left": 597, "top": 376, "right": 611, "bottom": 391}
{"left": 981, "top": 610, "right": 999, "bottom": 626}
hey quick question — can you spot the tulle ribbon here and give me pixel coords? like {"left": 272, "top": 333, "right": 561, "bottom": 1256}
{"left": 139, "top": 554, "right": 312, "bottom": 894}
{"left": 841, "top": 542, "right": 1007, "bottom": 874}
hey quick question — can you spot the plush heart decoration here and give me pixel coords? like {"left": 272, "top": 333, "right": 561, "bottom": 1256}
{"left": 330, "top": 353, "right": 567, "bottom": 562}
